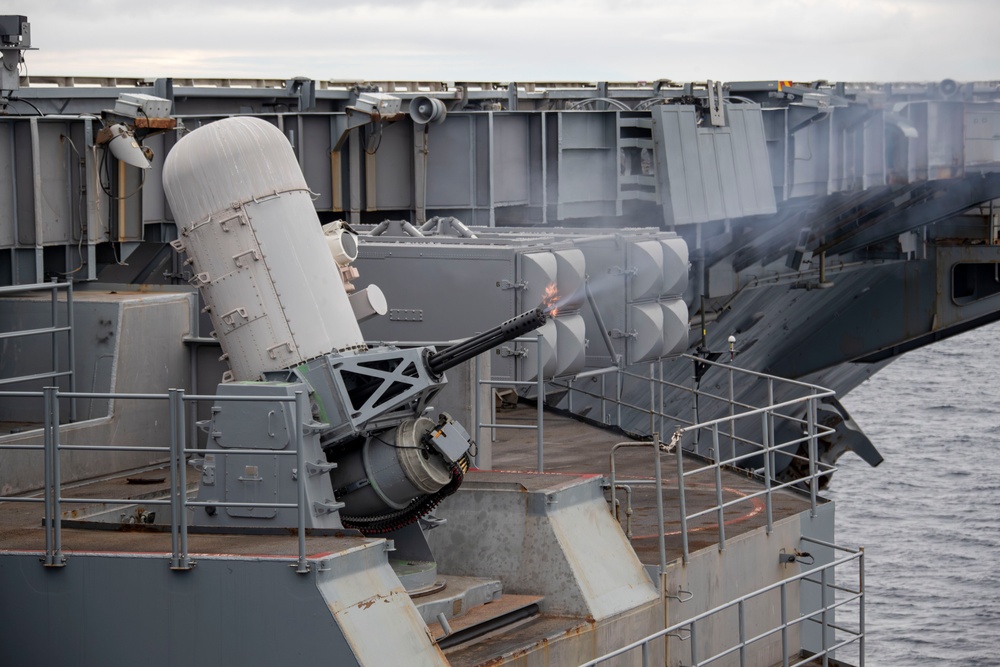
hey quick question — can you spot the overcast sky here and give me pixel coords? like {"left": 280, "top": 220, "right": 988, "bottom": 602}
{"left": 20, "top": 1, "right": 1000, "bottom": 84}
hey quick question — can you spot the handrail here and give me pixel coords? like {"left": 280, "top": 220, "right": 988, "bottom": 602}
{"left": 474, "top": 332, "right": 546, "bottom": 471}
{"left": 579, "top": 548, "right": 865, "bottom": 667}
{"left": 0, "top": 280, "right": 76, "bottom": 421}
{"left": 0, "top": 386, "right": 313, "bottom": 574}
{"left": 597, "top": 361, "right": 836, "bottom": 564}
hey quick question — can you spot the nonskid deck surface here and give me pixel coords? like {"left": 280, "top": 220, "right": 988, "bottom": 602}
{"left": 489, "top": 404, "right": 816, "bottom": 563}
{"left": 0, "top": 466, "right": 372, "bottom": 557}
{"left": 0, "top": 406, "right": 814, "bottom": 562}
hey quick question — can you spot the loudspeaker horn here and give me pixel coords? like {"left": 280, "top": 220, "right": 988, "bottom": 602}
{"left": 409, "top": 96, "right": 447, "bottom": 125}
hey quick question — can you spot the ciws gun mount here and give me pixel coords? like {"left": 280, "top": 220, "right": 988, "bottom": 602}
{"left": 163, "top": 117, "right": 547, "bottom": 587}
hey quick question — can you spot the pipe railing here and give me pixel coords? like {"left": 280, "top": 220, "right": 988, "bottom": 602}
{"left": 0, "top": 387, "right": 313, "bottom": 573}
{"left": 473, "top": 332, "right": 546, "bottom": 471}
{"left": 467, "top": 337, "right": 839, "bottom": 567}
{"left": 577, "top": 356, "right": 838, "bottom": 564}
{"left": 580, "top": 542, "right": 865, "bottom": 667}
{"left": 0, "top": 280, "right": 76, "bottom": 421}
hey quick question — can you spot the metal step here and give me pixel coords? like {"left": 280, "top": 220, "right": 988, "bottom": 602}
{"left": 425, "top": 592, "right": 544, "bottom": 651}
{"left": 411, "top": 573, "right": 504, "bottom": 625}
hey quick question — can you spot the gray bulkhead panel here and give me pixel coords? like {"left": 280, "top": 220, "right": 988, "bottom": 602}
{"left": 650, "top": 103, "right": 777, "bottom": 225}
{"left": 354, "top": 229, "right": 688, "bottom": 388}
{"left": 0, "top": 544, "right": 448, "bottom": 667}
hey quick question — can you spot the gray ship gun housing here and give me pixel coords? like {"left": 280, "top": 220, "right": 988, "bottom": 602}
{"left": 162, "top": 117, "right": 547, "bottom": 542}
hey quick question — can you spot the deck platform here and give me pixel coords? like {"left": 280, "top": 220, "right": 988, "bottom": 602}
{"left": 487, "top": 404, "right": 817, "bottom": 565}
{"left": 0, "top": 404, "right": 816, "bottom": 565}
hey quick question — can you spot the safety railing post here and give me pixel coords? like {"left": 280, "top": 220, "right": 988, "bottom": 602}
{"left": 177, "top": 390, "right": 191, "bottom": 569}
{"left": 859, "top": 547, "right": 866, "bottom": 667}
{"left": 808, "top": 390, "right": 818, "bottom": 517}
{"left": 821, "top": 564, "right": 829, "bottom": 667}
{"left": 767, "top": 378, "right": 776, "bottom": 478}
{"left": 676, "top": 430, "right": 689, "bottom": 563}
{"left": 536, "top": 332, "right": 544, "bottom": 473}
{"left": 67, "top": 281, "right": 77, "bottom": 422}
{"left": 780, "top": 581, "right": 789, "bottom": 667}
{"left": 568, "top": 370, "right": 574, "bottom": 414}
{"left": 51, "top": 387, "right": 63, "bottom": 564}
{"left": 42, "top": 386, "right": 54, "bottom": 566}
{"left": 169, "top": 389, "right": 193, "bottom": 571}
{"left": 616, "top": 363, "right": 622, "bottom": 427}
{"left": 50, "top": 279, "right": 58, "bottom": 394}
{"left": 169, "top": 389, "right": 181, "bottom": 569}
{"left": 295, "top": 390, "right": 310, "bottom": 574}
{"left": 689, "top": 620, "right": 699, "bottom": 666}
{"left": 728, "top": 364, "right": 736, "bottom": 461}
{"left": 658, "top": 360, "right": 665, "bottom": 444}
{"left": 761, "top": 412, "right": 773, "bottom": 534}
{"left": 653, "top": 433, "right": 667, "bottom": 577}
{"left": 738, "top": 599, "right": 746, "bottom": 666}
{"left": 648, "top": 363, "right": 655, "bottom": 435}
{"left": 712, "top": 422, "right": 726, "bottom": 551}
{"left": 474, "top": 354, "right": 482, "bottom": 468}
{"left": 600, "top": 373, "right": 607, "bottom": 425}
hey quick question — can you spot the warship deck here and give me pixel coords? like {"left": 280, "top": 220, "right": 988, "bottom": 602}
{"left": 489, "top": 403, "right": 818, "bottom": 565}
{"left": 0, "top": 404, "right": 816, "bottom": 563}
{"left": 0, "top": 466, "right": 374, "bottom": 557}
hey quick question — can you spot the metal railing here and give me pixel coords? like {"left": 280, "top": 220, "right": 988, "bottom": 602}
{"left": 580, "top": 538, "right": 864, "bottom": 667}
{"left": 547, "top": 354, "right": 839, "bottom": 564}
{"left": 469, "top": 344, "right": 853, "bottom": 666}
{"left": 0, "top": 280, "right": 76, "bottom": 421}
{"left": 0, "top": 386, "right": 313, "bottom": 573}
{"left": 469, "top": 341, "right": 839, "bottom": 568}
{"left": 473, "top": 332, "right": 547, "bottom": 471}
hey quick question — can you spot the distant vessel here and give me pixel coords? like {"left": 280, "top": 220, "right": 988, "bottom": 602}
{"left": 2, "top": 14, "right": 999, "bottom": 665}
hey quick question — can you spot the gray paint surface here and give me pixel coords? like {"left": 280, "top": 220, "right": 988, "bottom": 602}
{"left": 0, "top": 291, "right": 194, "bottom": 495}
{"left": 0, "top": 543, "right": 447, "bottom": 667}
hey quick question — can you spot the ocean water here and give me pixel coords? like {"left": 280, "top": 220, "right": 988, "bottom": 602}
{"left": 831, "top": 322, "right": 1000, "bottom": 665}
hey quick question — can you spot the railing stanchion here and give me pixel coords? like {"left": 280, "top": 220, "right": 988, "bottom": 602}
{"left": 762, "top": 412, "right": 773, "bottom": 534}
{"left": 690, "top": 620, "right": 698, "bottom": 666}
{"left": 808, "top": 390, "right": 818, "bottom": 517}
{"left": 653, "top": 433, "right": 667, "bottom": 576}
{"left": 658, "top": 360, "right": 665, "bottom": 444}
{"left": 648, "top": 363, "right": 655, "bottom": 435}
{"left": 474, "top": 353, "right": 482, "bottom": 468}
{"left": 712, "top": 422, "right": 726, "bottom": 551}
{"left": 167, "top": 389, "right": 193, "bottom": 571}
{"left": 42, "top": 386, "right": 54, "bottom": 566}
{"left": 67, "top": 281, "right": 77, "bottom": 422}
{"left": 767, "top": 377, "right": 776, "bottom": 480}
{"left": 859, "top": 547, "right": 866, "bottom": 667}
{"left": 676, "top": 429, "right": 689, "bottom": 563}
{"left": 821, "top": 564, "right": 830, "bottom": 667}
{"left": 50, "top": 279, "right": 58, "bottom": 394}
{"left": 616, "top": 363, "right": 622, "bottom": 428}
{"left": 169, "top": 389, "right": 180, "bottom": 568}
{"left": 536, "top": 332, "right": 544, "bottom": 473}
{"left": 176, "top": 389, "right": 190, "bottom": 569}
{"left": 728, "top": 363, "right": 736, "bottom": 461}
{"left": 295, "top": 390, "right": 310, "bottom": 574}
{"left": 780, "top": 581, "right": 789, "bottom": 667}
{"left": 738, "top": 599, "right": 746, "bottom": 666}
{"left": 601, "top": 373, "right": 607, "bottom": 425}
{"left": 52, "top": 388, "right": 63, "bottom": 564}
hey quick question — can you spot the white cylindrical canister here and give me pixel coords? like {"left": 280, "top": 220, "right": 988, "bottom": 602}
{"left": 164, "top": 117, "right": 365, "bottom": 380}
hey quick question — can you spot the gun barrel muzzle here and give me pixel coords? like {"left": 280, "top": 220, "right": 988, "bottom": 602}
{"left": 426, "top": 308, "right": 548, "bottom": 376}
